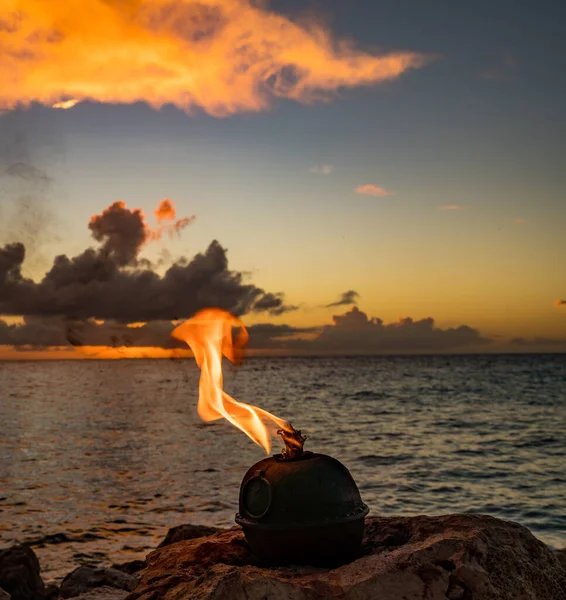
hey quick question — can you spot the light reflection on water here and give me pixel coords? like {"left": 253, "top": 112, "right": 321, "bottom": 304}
{"left": 0, "top": 354, "right": 565, "bottom": 581}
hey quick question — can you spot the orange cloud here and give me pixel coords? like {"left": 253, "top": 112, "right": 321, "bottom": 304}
{"left": 438, "top": 204, "right": 464, "bottom": 210}
{"left": 354, "top": 184, "right": 393, "bottom": 197}
{"left": 154, "top": 198, "right": 176, "bottom": 223}
{"left": 52, "top": 98, "right": 80, "bottom": 110}
{"left": 512, "top": 217, "right": 526, "bottom": 224}
{"left": 149, "top": 198, "right": 195, "bottom": 240}
{"left": 0, "top": 0, "right": 428, "bottom": 116}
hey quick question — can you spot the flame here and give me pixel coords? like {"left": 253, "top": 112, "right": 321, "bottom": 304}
{"left": 171, "top": 308, "right": 290, "bottom": 453}
{"left": 1, "top": 0, "right": 428, "bottom": 117}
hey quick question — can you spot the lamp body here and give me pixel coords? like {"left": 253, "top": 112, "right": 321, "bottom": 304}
{"left": 235, "top": 451, "right": 369, "bottom": 566}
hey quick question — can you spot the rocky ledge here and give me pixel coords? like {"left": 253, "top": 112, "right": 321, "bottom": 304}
{"left": 129, "top": 514, "right": 566, "bottom": 600}
{"left": 2, "top": 516, "right": 566, "bottom": 600}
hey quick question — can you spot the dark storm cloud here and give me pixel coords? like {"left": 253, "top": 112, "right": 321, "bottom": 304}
{"left": 0, "top": 243, "right": 27, "bottom": 307}
{"left": 0, "top": 318, "right": 312, "bottom": 350}
{"left": 64, "top": 319, "right": 182, "bottom": 350}
{"left": 0, "top": 240, "right": 289, "bottom": 322}
{"left": 0, "top": 202, "right": 293, "bottom": 323}
{"left": 0, "top": 317, "right": 65, "bottom": 348}
{"left": 325, "top": 289, "right": 359, "bottom": 308}
{"left": 252, "top": 293, "right": 299, "bottom": 316}
{"left": 0, "top": 317, "right": 181, "bottom": 350}
{"left": 88, "top": 201, "right": 148, "bottom": 266}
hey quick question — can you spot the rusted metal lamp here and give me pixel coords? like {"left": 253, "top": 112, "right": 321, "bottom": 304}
{"left": 236, "top": 426, "right": 369, "bottom": 566}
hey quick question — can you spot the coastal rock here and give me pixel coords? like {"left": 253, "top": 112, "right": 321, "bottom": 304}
{"left": 43, "top": 584, "right": 58, "bottom": 600}
{"left": 0, "top": 545, "right": 45, "bottom": 600}
{"left": 128, "top": 514, "right": 566, "bottom": 600}
{"left": 555, "top": 548, "right": 566, "bottom": 571}
{"left": 110, "top": 561, "right": 146, "bottom": 576}
{"left": 59, "top": 567, "right": 136, "bottom": 599}
{"left": 157, "top": 524, "right": 220, "bottom": 548}
{"left": 69, "top": 588, "right": 128, "bottom": 600}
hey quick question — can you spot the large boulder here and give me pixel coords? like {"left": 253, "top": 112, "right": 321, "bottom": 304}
{"left": 0, "top": 545, "right": 45, "bottom": 600}
{"left": 127, "top": 514, "right": 566, "bottom": 600}
{"left": 157, "top": 524, "right": 220, "bottom": 548}
{"left": 59, "top": 567, "right": 136, "bottom": 599}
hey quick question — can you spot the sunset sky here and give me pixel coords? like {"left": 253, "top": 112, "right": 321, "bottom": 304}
{"left": 1, "top": 0, "right": 565, "bottom": 358}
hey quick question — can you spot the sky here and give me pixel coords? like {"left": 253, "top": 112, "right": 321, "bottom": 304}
{"left": 1, "top": 0, "right": 565, "bottom": 358}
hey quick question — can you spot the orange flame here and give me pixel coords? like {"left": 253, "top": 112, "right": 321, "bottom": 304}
{"left": 171, "top": 308, "right": 290, "bottom": 453}
{"left": 0, "top": 0, "right": 428, "bottom": 116}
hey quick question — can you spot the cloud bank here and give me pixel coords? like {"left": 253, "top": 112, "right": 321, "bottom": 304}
{"left": 309, "top": 307, "right": 490, "bottom": 354}
{"left": 0, "top": 307, "right": 492, "bottom": 355}
{"left": 0, "top": 200, "right": 294, "bottom": 323}
{"left": 0, "top": 0, "right": 428, "bottom": 117}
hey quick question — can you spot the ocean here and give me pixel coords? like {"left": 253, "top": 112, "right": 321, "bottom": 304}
{"left": 0, "top": 354, "right": 565, "bottom": 582}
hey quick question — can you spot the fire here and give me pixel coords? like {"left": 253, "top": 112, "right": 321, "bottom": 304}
{"left": 171, "top": 308, "right": 290, "bottom": 453}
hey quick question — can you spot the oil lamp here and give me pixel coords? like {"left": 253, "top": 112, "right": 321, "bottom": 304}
{"left": 172, "top": 309, "right": 369, "bottom": 566}
{"left": 236, "top": 426, "right": 369, "bottom": 566}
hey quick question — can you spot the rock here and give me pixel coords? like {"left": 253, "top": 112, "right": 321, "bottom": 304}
{"left": 68, "top": 588, "right": 128, "bottom": 600}
{"left": 555, "top": 548, "right": 566, "bottom": 571}
{"left": 0, "top": 545, "right": 45, "bottom": 600}
{"left": 128, "top": 514, "right": 566, "bottom": 600}
{"left": 0, "top": 588, "right": 11, "bottom": 600}
{"left": 157, "top": 524, "right": 220, "bottom": 548}
{"left": 43, "top": 584, "right": 58, "bottom": 600}
{"left": 110, "top": 561, "right": 146, "bottom": 576}
{"left": 59, "top": 567, "right": 136, "bottom": 599}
